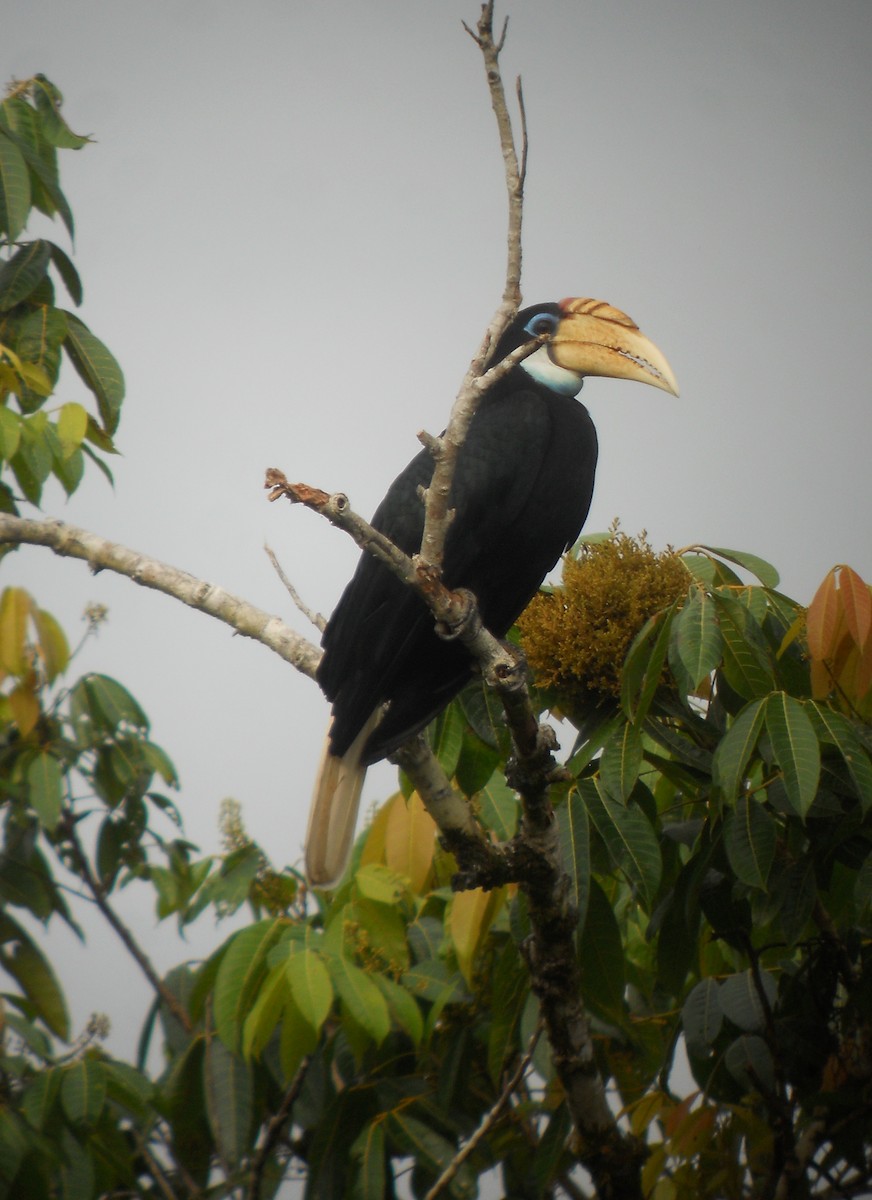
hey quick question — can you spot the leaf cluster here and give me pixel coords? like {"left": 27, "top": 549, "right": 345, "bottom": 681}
{"left": 0, "top": 76, "right": 122, "bottom": 513}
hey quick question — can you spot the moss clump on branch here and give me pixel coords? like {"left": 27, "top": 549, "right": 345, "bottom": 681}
{"left": 518, "top": 526, "right": 687, "bottom": 708}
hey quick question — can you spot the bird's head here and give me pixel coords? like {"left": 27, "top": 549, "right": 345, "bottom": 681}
{"left": 496, "top": 298, "right": 679, "bottom": 398}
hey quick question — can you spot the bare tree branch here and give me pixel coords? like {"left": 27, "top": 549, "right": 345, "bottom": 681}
{"left": 246, "top": 1058, "right": 310, "bottom": 1200}
{"left": 0, "top": 514, "right": 321, "bottom": 681}
{"left": 418, "top": 0, "right": 529, "bottom": 571}
{"left": 264, "top": 543, "right": 326, "bottom": 633}
{"left": 423, "top": 1023, "right": 542, "bottom": 1200}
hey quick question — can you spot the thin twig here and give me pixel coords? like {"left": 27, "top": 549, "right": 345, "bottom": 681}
{"left": 264, "top": 543, "right": 326, "bottom": 632}
{"left": 62, "top": 814, "right": 193, "bottom": 1034}
{"left": 132, "top": 1127, "right": 185, "bottom": 1200}
{"left": 423, "top": 1024, "right": 542, "bottom": 1200}
{"left": 418, "top": 0, "right": 528, "bottom": 572}
{"left": 247, "top": 1059, "right": 310, "bottom": 1200}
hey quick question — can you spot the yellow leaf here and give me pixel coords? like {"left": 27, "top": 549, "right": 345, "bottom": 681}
{"left": 56, "top": 401, "right": 88, "bottom": 457}
{"left": 642, "top": 1146, "right": 667, "bottom": 1197}
{"left": 0, "top": 342, "right": 24, "bottom": 372}
{"left": 360, "top": 792, "right": 400, "bottom": 869}
{"left": 33, "top": 608, "right": 69, "bottom": 681}
{"left": 448, "top": 886, "right": 506, "bottom": 986}
{"left": 17, "top": 361, "right": 52, "bottom": 397}
{"left": 625, "top": 1089, "right": 669, "bottom": 1137}
{"left": 384, "top": 790, "right": 437, "bottom": 894}
{"left": 0, "top": 587, "right": 33, "bottom": 675}
{"left": 9, "top": 682, "right": 40, "bottom": 735}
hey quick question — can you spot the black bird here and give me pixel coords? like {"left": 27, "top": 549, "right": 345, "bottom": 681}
{"left": 308, "top": 298, "right": 678, "bottom": 885}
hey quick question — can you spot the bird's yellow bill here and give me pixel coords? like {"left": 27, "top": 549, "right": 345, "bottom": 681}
{"left": 551, "top": 297, "right": 679, "bottom": 396}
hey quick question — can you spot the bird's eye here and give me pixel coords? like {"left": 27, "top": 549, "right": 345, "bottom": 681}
{"left": 524, "top": 312, "right": 559, "bottom": 337}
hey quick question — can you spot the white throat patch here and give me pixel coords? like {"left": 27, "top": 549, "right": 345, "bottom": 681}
{"left": 520, "top": 344, "right": 584, "bottom": 396}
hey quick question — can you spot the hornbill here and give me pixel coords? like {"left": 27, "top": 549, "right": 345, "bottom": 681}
{"left": 308, "top": 298, "right": 677, "bottom": 886}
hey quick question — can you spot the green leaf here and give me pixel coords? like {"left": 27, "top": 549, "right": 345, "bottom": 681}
{"left": 579, "top": 879, "right": 625, "bottom": 1016}
{"left": 776, "top": 858, "right": 817, "bottom": 945}
{"left": 724, "top": 1034, "right": 775, "bottom": 1093}
{"left": 279, "top": 984, "right": 319, "bottom": 1080}
{"left": 355, "top": 863, "right": 407, "bottom": 906}
{"left": 723, "top": 795, "right": 775, "bottom": 889}
{"left": 60, "top": 1055, "right": 105, "bottom": 1126}
{"left": 46, "top": 241, "right": 82, "bottom": 305}
{"left": 384, "top": 1111, "right": 457, "bottom": 1178}
{"left": 370, "top": 972, "right": 423, "bottom": 1045}
{"left": 26, "top": 751, "right": 63, "bottom": 831}
{"left": 476, "top": 768, "right": 518, "bottom": 839}
{"left": 213, "top": 919, "right": 285, "bottom": 1050}
{"left": 286, "top": 947, "right": 333, "bottom": 1036}
{"left": 765, "top": 694, "right": 820, "bottom": 818}
{"left": 556, "top": 784, "right": 591, "bottom": 928}
{"left": 0, "top": 130, "right": 31, "bottom": 241}
{"left": 327, "top": 954, "right": 390, "bottom": 1045}
{"left": 241, "top": 962, "right": 288, "bottom": 1060}
{"left": 673, "top": 588, "right": 723, "bottom": 689}
{"left": 599, "top": 721, "right": 643, "bottom": 803}
{"left": 487, "top": 940, "right": 529, "bottom": 1086}
{"left": 0, "top": 240, "right": 51, "bottom": 310}
{"left": 0, "top": 912, "right": 69, "bottom": 1039}
{"left": 32, "top": 76, "right": 91, "bottom": 149}
{"left": 621, "top": 602, "right": 678, "bottom": 721}
{"left": 72, "top": 673, "right": 150, "bottom": 736}
{"left": 428, "top": 699, "right": 465, "bottom": 778}
{"left": 714, "top": 594, "right": 776, "bottom": 700}
{"left": 22, "top": 1066, "right": 62, "bottom": 1129}
{"left": 101, "top": 1059, "right": 154, "bottom": 1121}
{"left": 203, "top": 1036, "right": 253, "bottom": 1166}
{"left": 719, "top": 969, "right": 776, "bottom": 1033}
{"left": 586, "top": 787, "right": 662, "bottom": 909}
{"left": 807, "top": 702, "right": 872, "bottom": 814}
{"left": 63, "top": 312, "right": 124, "bottom": 435}
{"left": 351, "top": 1120, "right": 386, "bottom": 1200}
{"left": 9, "top": 304, "right": 68, "bottom": 394}
{"left": 712, "top": 698, "right": 767, "bottom": 806}
{"left": 698, "top": 546, "right": 780, "bottom": 587}
{"left": 681, "top": 978, "right": 723, "bottom": 1050}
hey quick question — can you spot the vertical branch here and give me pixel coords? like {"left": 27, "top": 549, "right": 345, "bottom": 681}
{"left": 418, "top": 0, "right": 528, "bottom": 570}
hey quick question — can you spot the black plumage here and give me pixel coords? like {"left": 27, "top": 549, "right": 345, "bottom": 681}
{"left": 306, "top": 298, "right": 677, "bottom": 886}
{"left": 318, "top": 313, "right": 597, "bottom": 764}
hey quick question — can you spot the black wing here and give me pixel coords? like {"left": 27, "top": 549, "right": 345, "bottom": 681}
{"left": 318, "top": 386, "right": 597, "bottom": 761}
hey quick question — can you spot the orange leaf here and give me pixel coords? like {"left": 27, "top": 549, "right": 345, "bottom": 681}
{"left": 670, "top": 1105, "right": 716, "bottom": 1156}
{"left": 855, "top": 636, "right": 872, "bottom": 699}
{"left": 838, "top": 565, "right": 872, "bottom": 649}
{"left": 810, "top": 656, "right": 832, "bottom": 700}
{"left": 806, "top": 570, "right": 839, "bottom": 660}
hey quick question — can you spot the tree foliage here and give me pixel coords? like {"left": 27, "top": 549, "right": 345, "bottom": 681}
{"left": 2, "top": 66, "right": 872, "bottom": 1200}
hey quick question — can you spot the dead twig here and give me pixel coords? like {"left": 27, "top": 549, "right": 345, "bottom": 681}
{"left": 264, "top": 543, "right": 326, "bottom": 633}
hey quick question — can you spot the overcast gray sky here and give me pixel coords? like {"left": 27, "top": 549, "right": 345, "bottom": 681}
{"left": 4, "top": 1, "right": 872, "bottom": 1057}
